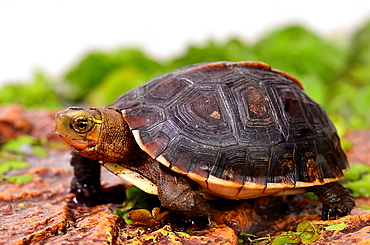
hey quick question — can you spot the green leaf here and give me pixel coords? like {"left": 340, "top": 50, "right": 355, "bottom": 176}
{"left": 113, "top": 208, "right": 125, "bottom": 218}
{"left": 358, "top": 205, "right": 370, "bottom": 210}
{"left": 31, "top": 145, "right": 48, "bottom": 157}
{"left": 0, "top": 160, "right": 29, "bottom": 175}
{"left": 295, "top": 221, "right": 321, "bottom": 244}
{"left": 2, "top": 135, "right": 47, "bottom": 157}
{"left": 341, "top": 163, "right": 370, "bottom": 198}
{"left": 303, "top": 192, "right": 319, "bottom": 201}
{"left": 124, "top": 218, "right": 134, "bottom": 225}
{"left": 239, "top": 232, "right": 255, "bottom": 237}
{"left": 85, "top": 66, "right": 145, "bottom": 106}
{"left": 296, "top": 220, "right": 317, "bottom": 233}
{"left": 325, "top": 223, "right": 346, "bottom": 231}
{"left": 177, "top": 231, "right": 191, "bottom": 238}
{"left": 170, "top": 39, "right": 254, "bottom": 69}
{"left": 3, "top": 174, "right": 33, "bottom": 184}
{"left": 2, "top": 135, "right": 35, "bottom": 152}
{"left": 126, "top": 186, "right": 148, "bottom": 200}
{"left": 253, "top": 25, "right": 346, "bottom": 86}
{"left": 272, "top": 237, "right": 299, "bottom": 245}
{"left": 300, "top": 232, "right": 320, "bottom": 244}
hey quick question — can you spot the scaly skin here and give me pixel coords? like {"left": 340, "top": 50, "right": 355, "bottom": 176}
{"left": 70, "top": 152, "right": 101, "bottom": 205}
{"left": 309, "top": 182, "right": 355, "bottom": 220}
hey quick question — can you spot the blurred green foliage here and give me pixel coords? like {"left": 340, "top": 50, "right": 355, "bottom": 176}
{"left": 1, "top": 20, "right": 370, "bottom": 129}
{"left": 0, "top": 135, "right": 48, "bottom": 184}
{"left": 0, "top": 71, "right": 61, "bottom": 109}
{"left": 64, "top": 49, "right": 165, "bottom": 104}
{"left": 342, "top": 163, "right": 370, "bottom": 198}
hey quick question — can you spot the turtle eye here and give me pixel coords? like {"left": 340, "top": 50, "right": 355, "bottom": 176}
{"left": 71, "top": 116, "right": 95, "bottom": 134}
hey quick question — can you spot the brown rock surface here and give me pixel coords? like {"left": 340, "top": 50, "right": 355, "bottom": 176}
{"left": 0, "top": 105, "right": 59, "bottom": 142}
{"left": 346, "top": 129, "right": 370, "bottom": 165}
{"left": 1, "top": 105, "right": 370, "bottom": 244}
{"left": 312, "top": 212, "right": 370, "bottom": 245}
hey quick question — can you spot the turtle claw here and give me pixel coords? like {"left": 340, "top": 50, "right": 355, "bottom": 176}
{"left": 310, "top": 182, "right": 355, "bottom": 220}
{"left": 322, "top": 207, "right": 343, "bottom": 220}
{"left": 322, "top": 204, "right": 354, "bottom": 220}
{"left": 196, "top": 215, "right": 212, "bottom": 227}
{"left": 71, "top": 178, "right": 101, "bottom": 206}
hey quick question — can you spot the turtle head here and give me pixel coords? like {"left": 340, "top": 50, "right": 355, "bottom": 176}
{"left": 55, "top": 107, "right": 103, "bottom": 150}
{"left": 55, "top": 107, "right": 136, "bottom": 162}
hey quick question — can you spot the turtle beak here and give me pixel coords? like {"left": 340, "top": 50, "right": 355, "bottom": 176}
{"left": 55, "top": 110, "right": 71, "bottom": 136}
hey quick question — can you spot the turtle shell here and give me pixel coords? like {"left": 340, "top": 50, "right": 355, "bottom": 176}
{"left": 108, "top": 61, "right": 349, "bottom": 199}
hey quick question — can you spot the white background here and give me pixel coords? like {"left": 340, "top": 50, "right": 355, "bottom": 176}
{"left": 1, "top": 0, "right": 370, "bottom": 85}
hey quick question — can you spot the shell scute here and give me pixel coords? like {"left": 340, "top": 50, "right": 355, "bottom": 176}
{"left": 166, "top": 88, "right": 236, "bottom": 148}
{"left": 148, "top": 78, "right": 187, "bottom": 100}
{"left": 212, "top": 146, "right": 246, "bottom": 185}
{"left": 123, "top": 106, "right": 165, "bottom": 130}
{"left": 110, "top": 89, "right": 139, "bottom": 109}
{"left": 134, "top": 126, "right": 171, "bottom": 159}
{"left": 184, "top": 91, "right": 226, "bottom": 127}
{"left": 268, "top": 143, "right": 296, "bottom": 185}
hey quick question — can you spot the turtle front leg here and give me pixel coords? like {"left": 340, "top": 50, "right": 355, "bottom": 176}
{"left": 309, "top": 182, "right": 355, "bottom": 220}
{"left": 70, "top": 152, "right": 102, "bottom": 205}
{"left": 157, "top": 164, "right": 212, "bottom": 223}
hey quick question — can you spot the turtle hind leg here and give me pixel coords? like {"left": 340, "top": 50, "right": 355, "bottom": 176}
{"left": 70, "top": 152, "right": 101, "bottom": 206}
{"left": 157, "top": 164, "right": 212, "bottom": 225}
{"left": 309, "top": 182, "right": 355, "bottom": 220}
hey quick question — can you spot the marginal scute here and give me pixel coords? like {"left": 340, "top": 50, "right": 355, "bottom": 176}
{"left": 135, "top": 130, "right": 170, "bottom": 159}
{"left": 190, "top": 152, "right": 217, "bottom": 181}
{"left": 268, "top": 143, "right": 295, "bottom": 185}
{"left": 296, "top": 142, "right": 323, "bottom": 182}
{"left": 169, "top": 148, "right": 193, "bottom": 173}
{"left": 148, "top": 78, "right": 187, "bottom": 100}
{"left": 211, "top": 146, "right": 246, "bottom": 185}
{"left": 271, "top": 68, "right": 303, "bottom": 89}
{"left": 123, "top": 107, "right": 165, "bottom": 130}
{"left": 316, "top": 137, "right": 347, "bottom": 179}
{"left": 108, "top": 89, "right": 139, "bottom": 109}
{"left": 199, "top": 175, "right": 341, "bottom": 200}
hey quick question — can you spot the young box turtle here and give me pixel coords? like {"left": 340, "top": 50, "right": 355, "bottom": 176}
{"left": 55, "top": 61, "right": 354, "bottom": 221}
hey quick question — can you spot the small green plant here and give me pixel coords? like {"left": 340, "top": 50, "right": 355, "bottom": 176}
{"left": 2, "top": 135, "right": 47, "bottom": 157}
{"left": 113, "top": 185, "right": 152, "bottom": 224}
{"left": 0, "top": 135, "right": 48, "bottom": 184}
{"left": 239, "top": 220, "right": 346, "bottom": 244}
{"left": 0, "top": 160, "right": 33, "bottom": 184}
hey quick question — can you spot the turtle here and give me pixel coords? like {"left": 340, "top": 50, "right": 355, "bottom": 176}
{"left": 55, "top": 61, "right": 355, "bottom": 222}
